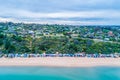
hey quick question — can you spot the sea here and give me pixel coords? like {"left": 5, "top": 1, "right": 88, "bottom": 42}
{"left": 0, "top": 66, "right": 120, "bottom": 80}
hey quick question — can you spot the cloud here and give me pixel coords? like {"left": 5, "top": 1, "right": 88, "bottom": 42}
{"left": 0, "top": 17, "right": 13, "bottom": 22}
{"left": 1, "top": 9, "right": 120, "bottom": 18}
{"left": 0, "top": 9, "right": 120, "bottom": 25}
{"left": 0, "top": 0, "right": 120, "bottom": 25}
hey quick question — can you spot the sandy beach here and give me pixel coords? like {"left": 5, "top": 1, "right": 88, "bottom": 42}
{"left": 0, "top": 57, "right": 120, "bottom": 67}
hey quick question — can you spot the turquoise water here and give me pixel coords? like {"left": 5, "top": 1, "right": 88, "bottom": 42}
{"left": 0, "top": 67, "right": 120, "bottom": 80}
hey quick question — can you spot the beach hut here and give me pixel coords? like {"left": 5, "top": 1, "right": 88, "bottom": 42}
{"left": 36, "top": 54, "right": 40, "bottom": 57}
{"left": 95, "top": 53, "right": 101, "bottom": 58}
{"left": 86, "top": 54, "right": 95, "bottom": 58}
{"left": 43, "top": 52, "right": 46, "bottom": 57}
{"left": 0, "top": 52, "right": 3, "bottom": 58}
{"left": 8, "top": 53, "right": 15, "bottom": 58}
{"left": 58, "top": 53, "right": 63, "bottom": 57}
{"left": 23, "top": 53, "right": 28, "bottom": 58}
{"left": 114, "top": 53, "right": 119, "bottom": 58}
{"left": 56, "top": 52, "right": 59, "bottom": 57}
{"left": 74, "top": 53, "right": 85, "bottom": 57}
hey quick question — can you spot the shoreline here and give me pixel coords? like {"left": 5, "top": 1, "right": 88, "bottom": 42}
{"left": 0, "top": 57, "right": 120, "bottom": 67}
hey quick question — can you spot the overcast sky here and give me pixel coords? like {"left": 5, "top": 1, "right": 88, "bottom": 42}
{"left": 0, "top": 0, "right": 120, "bottom": 25}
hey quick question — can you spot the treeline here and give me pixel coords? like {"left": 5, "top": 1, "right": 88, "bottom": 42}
{"left": 0, "top": 33, "right": 120, "bottom": 54}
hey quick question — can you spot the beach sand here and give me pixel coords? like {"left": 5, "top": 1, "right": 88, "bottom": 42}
{"left": 0, "top": 57, "right": 120, "bottom": 67}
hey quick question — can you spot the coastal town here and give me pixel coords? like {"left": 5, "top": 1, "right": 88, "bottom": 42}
{"left": 0, "top": 22, "right": 120, "bottom": 58}
{"left": 1, "top": 0, "right": 120, "bottom": 80}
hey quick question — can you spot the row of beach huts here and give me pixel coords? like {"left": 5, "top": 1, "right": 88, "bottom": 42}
{"left": 0, "top": 53, "right": 119, "bottom": 58}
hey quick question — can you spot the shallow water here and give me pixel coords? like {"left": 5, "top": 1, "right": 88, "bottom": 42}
{"left": 0, "top": 66, "right": 120, "bottom": 80}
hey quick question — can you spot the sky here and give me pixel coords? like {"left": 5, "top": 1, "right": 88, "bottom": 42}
{"left": 0, "top": 0, "right": 120, "bottom": 25}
